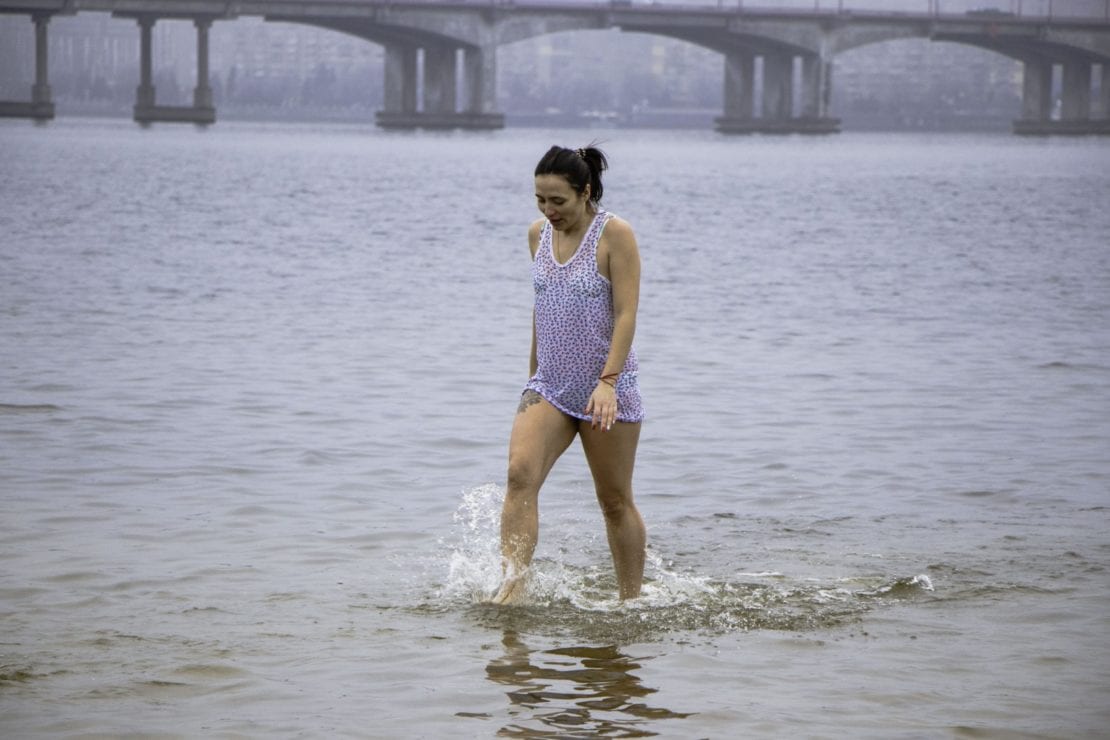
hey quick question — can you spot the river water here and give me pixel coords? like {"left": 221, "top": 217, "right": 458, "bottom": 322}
{"left": 1, "top": 118, "right": 1108, "bottom": 738}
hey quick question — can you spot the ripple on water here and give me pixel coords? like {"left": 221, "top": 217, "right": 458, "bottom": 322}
{"left": 0, "top": 665, "right": 39, "bottom": 684}
{"left": 0, "top": 403, "right": 63, "bottom": 414}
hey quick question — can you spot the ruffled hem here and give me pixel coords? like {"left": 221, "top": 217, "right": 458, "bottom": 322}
{"left": 522, "top": 382, "right": 645, "bottom": 424}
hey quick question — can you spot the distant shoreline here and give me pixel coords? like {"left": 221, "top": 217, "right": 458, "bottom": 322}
{"left": 23, "top": 99, "right": 1018, "bottom": 133}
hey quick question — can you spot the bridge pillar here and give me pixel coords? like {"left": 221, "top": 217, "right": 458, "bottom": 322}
{"left": 762, "top": 53, "right": 793, "bottom": 123}
{"left": 377, "top": 41, "right": 503, "bottom": 130}
{"left": 1015, "top": 58, "right": 1108, "bottom": 135}
{"left": 131, "top": 15, "right": 215, "bottom": 125}
{"left": 382, "top": 44, "right": 418, "bottom": 116}
{"left": 135, "top": 16, "right": 156, "bottom": 110}
{"left": 722, "top": 49, "right": 755, "bottom": 119}
{"left": 1100, "top": 63, "right": 1110, "bottom": 119}
{"left": 377, "top": 43, "right": 425, "bottom": 128}
{"left": 30, "top": 13, "right": 54, "bottom": 118}
{"left": 800, "top": 56, "right": 825, "bottom": 118}
{"left": 193, "top": 18, "right": 214, "bottom": 110}
{"left": 717, "top": 50, "right": 838, "bottom": 134}
{"left": 799, "top": 54, "right": 839, "bottom": 132}
{"left": 422, "top": 43, "right": 458, "bottom": 123}
{"left": 462, "top": 45, "right": 504, "bottom": 128}
{"left": 714, "top": 49, "right": 754, "bottom": 133}
{"left": 1019, "top": 59, "right": 1053, "bottom": 123}
{"left": 1060, "top": 60, "right": 1091, "bottom": 122}
{"left": 463, "top": 45, "right": 503, "bottom": 125}
{"left": 1, "top": 12, "right": 56, "bottom": 120}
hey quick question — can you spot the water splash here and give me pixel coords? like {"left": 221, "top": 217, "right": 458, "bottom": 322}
{"left": 442, "top": 483, "right": 505, "bottom": 603}
{"left": 859, "top": 573, "right": 935, "bottom": 598}
{"left": 431, "top": 485, "right": 938, "bottom": 641}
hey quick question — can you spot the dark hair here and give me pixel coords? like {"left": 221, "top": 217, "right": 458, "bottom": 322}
{"left": 534, "top": 144, "right": 608, "bottom": 204}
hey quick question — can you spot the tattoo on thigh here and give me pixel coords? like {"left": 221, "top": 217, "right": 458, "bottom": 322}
{"left": 517, "top": 390, "right": 542, "bottom": 414}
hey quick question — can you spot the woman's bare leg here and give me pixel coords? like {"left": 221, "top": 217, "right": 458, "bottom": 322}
{"left": 579, "top": 421, "right": 645, "bottom": 600}
{"left": 489, "top": 391, "right": 577, "bottom": 605}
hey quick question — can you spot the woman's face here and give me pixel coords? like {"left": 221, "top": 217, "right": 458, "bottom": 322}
{"left": 535, "top": 174, "right": 590, "bottom": 231}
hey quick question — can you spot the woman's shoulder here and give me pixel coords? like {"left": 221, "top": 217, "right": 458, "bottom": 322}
{"left": 599, "top": 213, "right": 637, "bottom": 250}
{"left": 528, "top": 218, "right": 546, "bottom": 257}
{"left": 601, "top": 212, "right": 634, "bottom": 235}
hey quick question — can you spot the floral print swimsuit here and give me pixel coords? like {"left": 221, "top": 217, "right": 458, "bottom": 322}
{"left": 524, "top": 210, "right": 644, "bottom": 423}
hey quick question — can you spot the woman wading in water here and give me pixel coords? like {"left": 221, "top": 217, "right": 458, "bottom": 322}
{"left": 490, "top": 145, "right": 647, "bottom": 605}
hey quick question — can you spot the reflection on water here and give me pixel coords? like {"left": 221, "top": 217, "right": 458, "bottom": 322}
{"left": 484, "top": 631, "right": 692, "bottom": 738}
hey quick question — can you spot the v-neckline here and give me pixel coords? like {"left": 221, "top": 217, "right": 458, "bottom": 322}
{"left": 550, "top": 211, "right": 600, "bottom": 267}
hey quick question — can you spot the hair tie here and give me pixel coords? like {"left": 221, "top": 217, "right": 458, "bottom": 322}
{"left": 576, "top": 148, "right": 587, "bottom": 159}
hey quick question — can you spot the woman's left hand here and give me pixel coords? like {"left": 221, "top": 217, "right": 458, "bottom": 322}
{"left": 586, "top": 382, "right": 618, "bottom": 431}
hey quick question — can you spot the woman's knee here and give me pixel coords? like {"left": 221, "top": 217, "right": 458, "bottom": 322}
{"left": 506, "top": 455, "right": 542, "bottom": 494}
{"left": 595, "top": 488, "right": 635, "bottom": 522}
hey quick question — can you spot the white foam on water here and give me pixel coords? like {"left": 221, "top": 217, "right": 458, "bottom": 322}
{"left": 434, "top": 485, "right": 940, "bottom": 636}
{"left": 440, "top": 483, "right": 505, "bottom": 602}
{"left": 858, "top": 573, "right": 936, "bottom": 598}
{"left": 911, "top": 574, "right": 935, "bottom": 591}
{"left": 440, "top": 484, "right": 738, "bottom": 611}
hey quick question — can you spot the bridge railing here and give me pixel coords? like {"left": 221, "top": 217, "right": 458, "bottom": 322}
{"left": 599, "top": 0, "right": 1110, "bottom": 21}
{"left": 1, "top": 0, "right": 1106, "bottom": 21}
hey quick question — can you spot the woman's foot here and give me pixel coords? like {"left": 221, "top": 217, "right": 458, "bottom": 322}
{"left": 487, "top": 575, "right": 528, "bottom": 605}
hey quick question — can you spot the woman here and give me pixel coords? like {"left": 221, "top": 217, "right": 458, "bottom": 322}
{"left": 490, "top": 145, "right": 646, "bottom": 604}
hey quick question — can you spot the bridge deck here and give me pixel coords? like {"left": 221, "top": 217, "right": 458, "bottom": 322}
{"left": 1, "top": 0, "right": 1109, "bottom": 27}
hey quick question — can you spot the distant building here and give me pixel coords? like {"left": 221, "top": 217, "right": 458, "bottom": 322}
{"left": 0, "top": 13, "right": 385, "bottom": 111}
{"left": 499, "top": 30, "right": 720, "bottom": 122}
{"left": 212, "top": 18, "right": 382, "bottom": 80}
{"left": 1, "top": 13, "right": 193, "bottom": 103}
{"left": 835, "top": 38, "right": 1022, "bottom": 129}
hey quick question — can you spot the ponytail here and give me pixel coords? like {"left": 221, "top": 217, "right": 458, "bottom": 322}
{"left": 534, "top": 143, "right": 609, "bottom": 204}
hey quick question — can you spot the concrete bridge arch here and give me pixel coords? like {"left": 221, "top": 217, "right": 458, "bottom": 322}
{"left": 269, "top": 4, "right": 626, "bottom": 129}
{"left": 266, "top": 9, "right": 503, "bottom": 129}
{"left": 829, "top": 23, "right": 1110, "bottom": 134}
{"left": 491, "top": 12, "right": 838, "bottom": 133}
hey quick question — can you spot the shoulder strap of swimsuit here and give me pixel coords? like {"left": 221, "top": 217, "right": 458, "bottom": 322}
{"left": 537, "top": 220, "right": 553, "bottom": 261}
{"left": 584, "top": 210, "right": 611, "bottom": 258}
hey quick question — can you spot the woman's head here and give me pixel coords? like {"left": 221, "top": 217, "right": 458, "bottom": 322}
{"left": 534, "top": 145, "right": 608, "bottom": 206}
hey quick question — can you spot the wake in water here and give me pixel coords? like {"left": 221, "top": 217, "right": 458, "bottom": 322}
{"left": 428, "top": 484, "right": 934, "bottom": 642}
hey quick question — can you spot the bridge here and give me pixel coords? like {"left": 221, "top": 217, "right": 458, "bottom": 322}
{"left": 2, "top": 0, "right": 1109, "bottom": 134}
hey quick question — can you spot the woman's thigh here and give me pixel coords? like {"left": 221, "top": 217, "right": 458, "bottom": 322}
{"left": 578, "top": 420, "right": 641, "bottom": 498}
{"left": 507, "top": 391, "right": 579, "bottom": 489}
